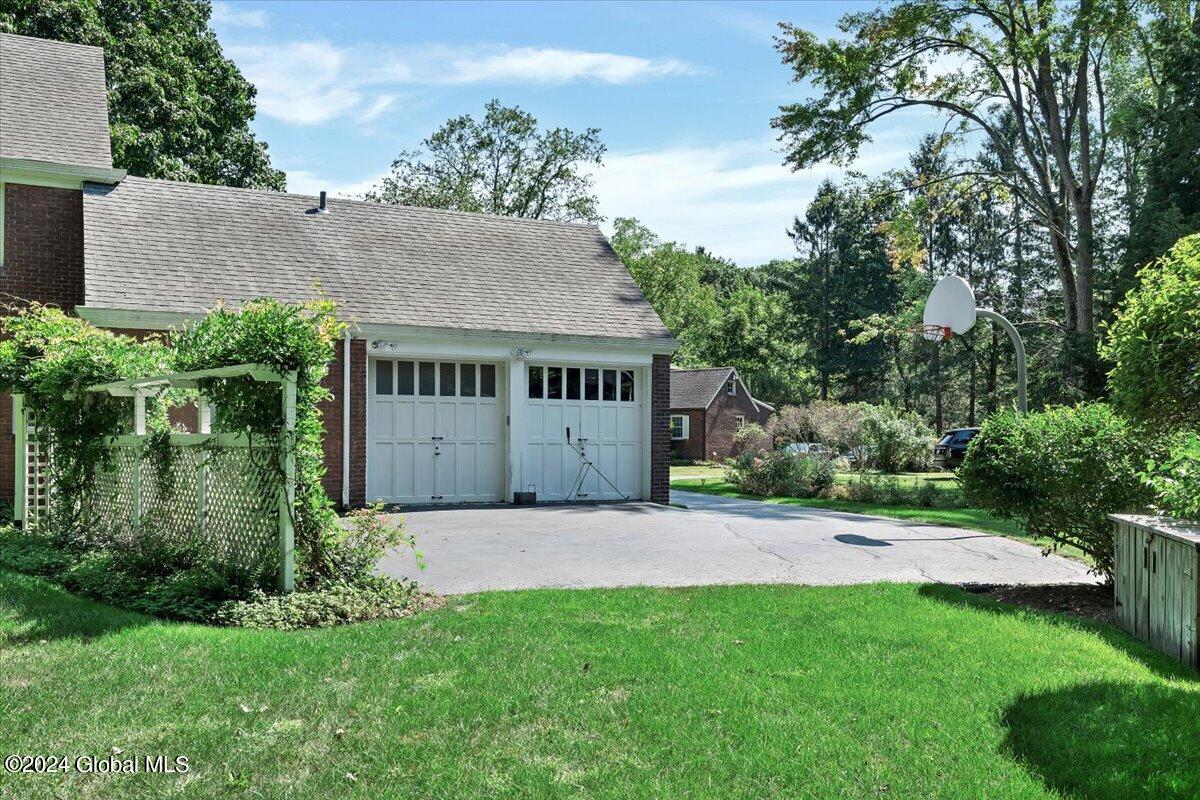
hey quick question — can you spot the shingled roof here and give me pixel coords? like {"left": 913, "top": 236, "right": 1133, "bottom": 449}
{"left": 670, "top": 367, "right": 737, "bottom": 409}
{"left": 81, "top": 177, "right": 674, "bottom": 342}
{"left": 0, "top": 33, "right": 112, "bottom": 168}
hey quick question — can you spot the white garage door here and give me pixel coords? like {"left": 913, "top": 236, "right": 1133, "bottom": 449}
{"left": 368, "top": 359, "right": 503, "bottom": 504}
{"left": 525, "top": 364, "right": 642, "bottom": 501}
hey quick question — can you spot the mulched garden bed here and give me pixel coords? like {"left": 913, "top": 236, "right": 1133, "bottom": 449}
{"left": 960, "top": 582, "right": 1115, "bottom": 625}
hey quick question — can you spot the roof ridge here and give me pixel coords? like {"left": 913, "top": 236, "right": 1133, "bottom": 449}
{"left": 114, "top": 175, "right": 603, "bottom": 233}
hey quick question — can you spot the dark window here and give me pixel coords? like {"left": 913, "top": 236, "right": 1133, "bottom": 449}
{"left": 418, "top": 362, "right": 435, "bottom": 396}
{"left": 547, "top": 367, "right": 563, "bottom": 399}
{"left": 620, "top": 370, "right": 634, "bottom": 402}
{"left": 396, "top": 361, "right": 414, "bottom": 395}
{"left": 460, "top": 363, "right": 476, "bottom": 397}
{"left": 566, "top": 368, "right": 581, "bottom": 400}
{"left": 584, "top": 369, "right": 599, "bottom": 400}
{"left": 528, "top": 366, "right": 544, "bottom": 398}
{"left": 602, "top": 369, "right": 617, "bottom": 401}
{"left": 375, "top": 360, "right": 393, "bottom": 395}
{"left": 480, "top": 364, "right": 496, "bottom": 398}
{"left": 439, "top": 363, "right": 456, "bottom": 396}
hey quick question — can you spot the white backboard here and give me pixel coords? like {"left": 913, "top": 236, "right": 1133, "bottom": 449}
{"left": 924, "top": 275, "right": 977, "bottom": 335}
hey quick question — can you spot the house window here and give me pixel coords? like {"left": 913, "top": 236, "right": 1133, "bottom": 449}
{"left": 735, "top": 415, "right": 746, "bottom": 429}
{"left": 727, "top": 380, "right": 737, "bottom": 396}
{"left": 670, "top": 414, "right": 689, "bottom": 441}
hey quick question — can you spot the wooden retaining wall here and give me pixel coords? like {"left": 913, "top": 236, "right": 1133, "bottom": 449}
{"left": 1112, "top": 514, "right": 1199, "bottom": 668}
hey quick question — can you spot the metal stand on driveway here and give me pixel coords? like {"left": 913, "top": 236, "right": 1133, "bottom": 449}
{"left": 565, "top": 427, "right": 629, "bottom": 502}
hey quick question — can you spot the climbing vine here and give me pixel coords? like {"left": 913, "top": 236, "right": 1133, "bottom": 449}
{"left": 0, "top": 306, "right": 170, "bottom": 533}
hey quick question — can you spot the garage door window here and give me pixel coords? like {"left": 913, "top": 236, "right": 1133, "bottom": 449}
{"left": 602, "top": 369, "right": 617, "bottom": 401}
{"left": 566, "top": 367, "right": 581, "bottom": 400}
{"left": 528, "top": 366, "right": 544, "bottom": 398}
{"left": 460, "top": 363, "right": 476, "bottom": 396}
{"left": 547, "top": 366, "right": 563, "bottom": 399}
{"left": 397, "top": 361, "right": 414, "bottom": 395}
{"left": 584, "top": 368, "right": 599, "bottom": 400}
{"left": 418, "top": 362, "right": 436, "bottom": 396}
{"left": 480, "top": 364, "right": 496, "bottom": 397}
{"left": 620, "top": 370, "right": 635, "bottom": 402}
{"left": 439, "top": 363, "right": 456, "bottom": 396}
{"left": 376, "top": 360, "right": 393, "bottom": 395}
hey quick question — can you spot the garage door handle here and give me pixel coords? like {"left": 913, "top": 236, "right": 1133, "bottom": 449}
{"left": 431, "top": 436, "right": 444, "bottom": 441}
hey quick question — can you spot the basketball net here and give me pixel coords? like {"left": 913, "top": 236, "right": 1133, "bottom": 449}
{"left": 918, "top": 324, "right": 952, "bottom": 343}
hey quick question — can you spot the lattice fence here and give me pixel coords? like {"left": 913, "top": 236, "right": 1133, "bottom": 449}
{"left": 12, "top": 364, "right": 297, "bottom": 591}
{"left": 87, "top": 437, "right": 282, "bottom": 580}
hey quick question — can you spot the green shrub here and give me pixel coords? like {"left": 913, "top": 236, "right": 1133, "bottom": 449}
{"left": 725, "top": 449, "right": 835, "bottom": 497}
{"left": 730, "top": 422, "right": 770, "bottom": 456}
{"left": 1144, "top": 432, "right": 1200, "bottom": 520}
{"left": 215, "top": 576, "right": 424, "bottom": 630}
{"left": 826, "top": 474, "right": 964, "bottom": 509}
{"left": 1103, "top": 234, "right": 1200, "bottom": 428}
{"left": 0, "top": 529, "right": 75, "bottom": 577}
{"left": 859, "top": 405, "right": 933, "bottom": 473}
{"left": 959, "top": 404, "right": 1156, "bottom": 579}
{"left": 320, "top": 504, "right": 423, "bottom": 584}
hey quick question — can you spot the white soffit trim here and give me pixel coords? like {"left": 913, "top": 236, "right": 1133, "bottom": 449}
{"left": 359, "top": 322, "right": 679, "bottom": 354}
{"left": 0, "top": 157, "right": 126, "bottom": 189}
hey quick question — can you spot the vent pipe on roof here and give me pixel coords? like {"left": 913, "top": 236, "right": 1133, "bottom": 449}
{"left": 318, "top": 191, "right": 329, "bottom": 213}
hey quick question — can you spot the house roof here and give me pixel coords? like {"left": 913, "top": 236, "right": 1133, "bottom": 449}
{"left": 669, "top": 367, "right": 736, "bottom": 409}
{"left": 81, "top": 177, "right": 674, "bottom": 342}
{"left": 0, "top": 33, "right": 112, "bottom": 168}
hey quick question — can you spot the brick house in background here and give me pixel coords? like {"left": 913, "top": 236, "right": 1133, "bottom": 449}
{"left": 669, "top": 367, "right": 773, "bottom": 462}
{"left": 0, "top": 32, "right": 677, "bottom": 509}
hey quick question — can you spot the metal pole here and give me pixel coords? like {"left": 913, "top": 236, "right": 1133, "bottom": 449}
{"left": 975, "top": 308, "right": 1027, "bottom": 413}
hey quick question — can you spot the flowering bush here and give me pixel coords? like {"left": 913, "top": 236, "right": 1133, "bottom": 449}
{"left": 725, "top": 448, "right": 835, "bottom": 497}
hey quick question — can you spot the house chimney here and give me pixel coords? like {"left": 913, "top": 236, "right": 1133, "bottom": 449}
{"left": 318, "top": 191, "right": 329, "bottom": 213}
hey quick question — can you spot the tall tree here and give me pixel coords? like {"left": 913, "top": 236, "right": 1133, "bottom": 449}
{"left": 1, "top": 0, "right": 285, "bottom": 189}
{"left": 773, "top": 0, "right": 1141, "bottom": 337}
{"left": 1126, "top": 3, "right": 1200, "bottom": 274}
{"left": 366, "top": 100, "right": 605, "bottom": 222}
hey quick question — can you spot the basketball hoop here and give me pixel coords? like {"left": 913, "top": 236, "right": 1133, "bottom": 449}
{"left": 917, "top": 324, "right": 952, "bottom": 343}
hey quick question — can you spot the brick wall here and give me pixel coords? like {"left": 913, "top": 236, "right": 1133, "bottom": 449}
{"left": 704, "top": 377, "right": 768, "bottom": 461}
{"left": 317, "top": 337, "right": 366, "bottom": 508}
{"left": 669, "top": 409, "right": 706, "bottom": 462}
{"left": 650, "top": 354, "right": 671, "bottom": 504}
{"left": 0, "top": 184, "right": 88, "bottom": 506}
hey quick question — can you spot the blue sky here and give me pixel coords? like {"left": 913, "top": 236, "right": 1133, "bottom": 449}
{"left": 211, "top": 0, "right": 941, "bottom": 266}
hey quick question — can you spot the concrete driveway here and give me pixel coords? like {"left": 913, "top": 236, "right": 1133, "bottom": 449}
{"left": 377, "top": 490, "right": 1097, "bottom": 594}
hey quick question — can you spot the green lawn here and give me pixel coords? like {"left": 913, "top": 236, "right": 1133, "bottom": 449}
{"left": 670, "top": 478, "right": 1090, "bottom": 564}
{"left": 671, "top": 465, "right": 961, "bottom": 489}
{"left": 1, "top": 570, "right": 1196, "bottom": 799}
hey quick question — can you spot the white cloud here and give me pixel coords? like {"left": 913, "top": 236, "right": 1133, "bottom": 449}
{"left": 443, "top": 47, "right": 694, "bottom": 85}
{"left": 226, "top": 40, "right": 696, "bottom": 125}
{"left": 591, "top": 135, "right": 914, "bottom": 266}
{"left": 285, "top": 169, "right": 386, "bottom": 199}
{"left": 211, "top": 2, "right": 267, "bottom": 28}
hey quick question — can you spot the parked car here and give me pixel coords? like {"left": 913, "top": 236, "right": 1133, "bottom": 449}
{"left": 785, "top": 442, "right": 833, "bottom": 458}
{"left": 933, "top": 428, "right": 980, "bottom": 468}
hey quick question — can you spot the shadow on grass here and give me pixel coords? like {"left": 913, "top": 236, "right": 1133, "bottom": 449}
{"left": 917, "top": 584, "right": 1196, "bottom": 682}
{"left": 1003, "top": 681, "right": 1200, "bottom": 800}
{"left": 0, "top": 570, "right": 150, "bottom": 643}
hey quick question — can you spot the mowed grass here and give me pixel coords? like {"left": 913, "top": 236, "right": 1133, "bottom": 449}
{"left": 671, "top": 476, "right": 1091, "bottom": 565}
{"left": 671, "top": 465, "right": 961, "bottom": 490}
{"left": 3, "top": 571, "right": 1198, "bottom": 799}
